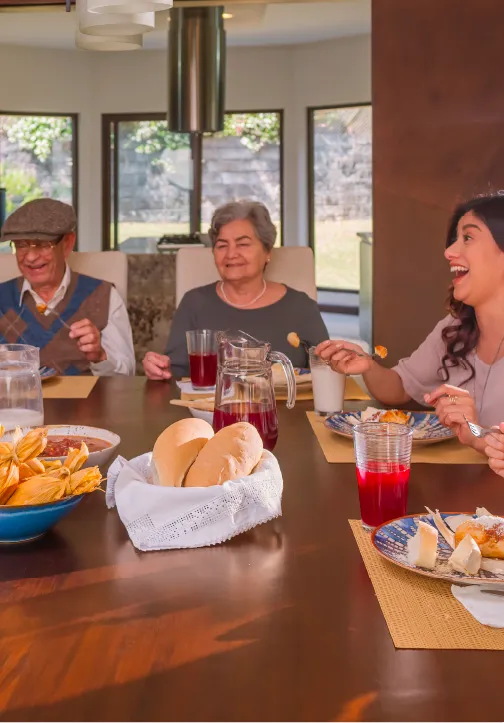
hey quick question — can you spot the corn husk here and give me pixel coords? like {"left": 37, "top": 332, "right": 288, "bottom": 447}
{"left": 0, "top": 427, "right": 48, "bottom": 467}
{"left": 0, "top": 463, "right": 19, "bottom": 504}
{"left": 6, "top": 474, "right": 68, "bottom": 506}
{"left": 19, "top": 458, "right": 45, "bottom": 481}
{"left": 63, "top": 443, "right": 89, "bottom": 474}
{"left": 69, "top": 467, "right": 102, "bottom": 495}
{"left": 0, "top": 424, "right": 4, "bottom": 440}
{"left": 42, "top": 459, "right": 63, "bottom": 474}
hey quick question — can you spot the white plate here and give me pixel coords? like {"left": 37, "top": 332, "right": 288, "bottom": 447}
{"left": 189, "top": 408, "right": 214, "bottom": 426}
{"left": 4, "top": 424, "right": 121, "bottom": 470}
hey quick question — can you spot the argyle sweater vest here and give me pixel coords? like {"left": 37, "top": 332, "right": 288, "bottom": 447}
{"left": 0, "top": 272, "right": 111, "bottom": 375}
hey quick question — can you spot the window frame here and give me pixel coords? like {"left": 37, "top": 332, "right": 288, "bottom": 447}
{"left": 307, "top": 102, "right": 371, "bottom": 298}
{"left": 102, "top": 109, "right": 284, "bottom": 250}
{"left": 0, "top": 110, "right": 79, "bottom": 243}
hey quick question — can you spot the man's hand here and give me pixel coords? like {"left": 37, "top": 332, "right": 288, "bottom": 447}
{"left": 69, "top": 318, "right": 106, "bottom": 363}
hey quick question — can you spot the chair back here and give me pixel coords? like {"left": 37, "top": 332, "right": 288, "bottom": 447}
{"left": 175, "top": 247, "right": 317, "bottom": 306}
{"left": 0, "top": 251, "right": 128, "bottom": 301}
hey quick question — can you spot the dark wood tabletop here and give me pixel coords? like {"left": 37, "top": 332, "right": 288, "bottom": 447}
{"left": 0, "top": 377, "right": 502, "bottom": 722}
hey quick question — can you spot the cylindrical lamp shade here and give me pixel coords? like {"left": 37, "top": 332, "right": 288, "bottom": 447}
{"left": 76, "top": 31, "right": 143, "bottom": 50}
{"left": 77, "top": 0, "right": 155, "bottom": 36}
{"left": 88, "top": 0, "right": 172, "bottom": 14}
{"left": 168, "top": 7, "right": 226, "bottom": 133}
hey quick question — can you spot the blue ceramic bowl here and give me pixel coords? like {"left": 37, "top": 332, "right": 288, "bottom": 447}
{"left": 0, "top": 494, "right": 84, "bottom": 544}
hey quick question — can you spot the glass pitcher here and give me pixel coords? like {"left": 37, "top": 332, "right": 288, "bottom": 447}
{"left": 0, "top": 344, "right": 44, "bottom": 431}
{"left": 213, "top": 330, "right": 296, "bottom": 451}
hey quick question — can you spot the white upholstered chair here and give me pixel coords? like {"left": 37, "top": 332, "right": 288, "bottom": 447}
{"left": 0, "top": 251, "right": 128, "bottom": 301}
{"left": 175, "top": 247, "right": 317, "bottom": 307}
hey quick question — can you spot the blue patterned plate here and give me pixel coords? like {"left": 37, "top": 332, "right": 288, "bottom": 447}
{"left": 371, "top": 513, "right": 504, "bottom": 585}
{"left": 325, "top": 411, "right": 455, "bottom": 445}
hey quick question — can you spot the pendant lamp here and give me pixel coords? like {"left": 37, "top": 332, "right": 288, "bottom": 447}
{"left": 77, "top": 0, "right": 155, "bottom": 37}
{"left": 87, "top": 0, "right": 172, "bottom": 14}
{"left": 76, "top": 31, "right": 143, "bottom": 50}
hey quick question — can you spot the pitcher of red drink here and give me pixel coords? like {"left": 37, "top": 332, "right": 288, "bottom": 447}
{"left": 213, "top": 330, "right": 296, "bottom": 451}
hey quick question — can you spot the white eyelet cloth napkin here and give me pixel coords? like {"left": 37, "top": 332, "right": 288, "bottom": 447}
{"left": 452, "top": 585, "right": 504, "bottom": 628}
{"left": 106, "top": 451, "right": 283, "bottom": 551}
{"left": 176, "top": 380, "right": 215, "bottom": 395}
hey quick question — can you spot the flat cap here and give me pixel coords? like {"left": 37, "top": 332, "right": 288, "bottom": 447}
{"left": 1, "top": 198, "right": 76, "bottom": 242}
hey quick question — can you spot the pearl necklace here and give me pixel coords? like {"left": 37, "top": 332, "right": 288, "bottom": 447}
{"left": 220, "top": 279, "right": 267, "bottom": 308}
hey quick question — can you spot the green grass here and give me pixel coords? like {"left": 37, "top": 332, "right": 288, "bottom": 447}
{"left": 314, "top": 219, "right": 371, "bottom": 291}
{"left": 115, "top": 218, "right": 370, "bottom": 291}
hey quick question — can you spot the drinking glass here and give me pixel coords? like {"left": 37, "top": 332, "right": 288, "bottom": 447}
{"left": 309, "top": 347, "right": 345, "bottom": 415}
{"left": 352, "top": 422, "right": 413, "bottom": 530}
{"left": 0, "top": 344, "right": 44, "bottom": 431}
{"left": 186, "top": 330, "right": 218, "bottom": 390}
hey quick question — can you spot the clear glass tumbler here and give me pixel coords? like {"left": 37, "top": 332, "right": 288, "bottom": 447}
{"left": 0, "top": 344, "right": 44, "bottom": 431}
{"left": 353, "top": 422, "right": 413, "bottom": 530}
{"left": 309, "top": 347, "right": 345, "bottom": 415}
{"left": 186, "top": 329, "right": 218, "bottom": 390}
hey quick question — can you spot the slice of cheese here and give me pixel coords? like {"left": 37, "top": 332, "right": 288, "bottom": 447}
{"left": 407, "top": 520, "right": 438, "bottom": 570}
{"left": 449, "top": 533, "right": 482, "bottom": 576}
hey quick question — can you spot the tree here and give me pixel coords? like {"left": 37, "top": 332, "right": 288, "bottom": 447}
{"left": 4, "top": 116, "right": 72, "bottom": 164}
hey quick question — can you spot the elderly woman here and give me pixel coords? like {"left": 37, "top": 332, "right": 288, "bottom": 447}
{"left": 316, "top": 193, "right": 504, "bottom": 454}
{"left": 143, "top": 200, "right": 328, "bottom": 379}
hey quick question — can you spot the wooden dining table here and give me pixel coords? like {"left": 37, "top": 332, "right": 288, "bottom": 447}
{"left": 0, "top": 376, "right": 502, "bottom": 722}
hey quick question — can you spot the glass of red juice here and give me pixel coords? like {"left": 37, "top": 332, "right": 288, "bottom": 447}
{"left": 186, "top": 330, "right": 218, "bottom": 390}
{"left": 352, "top": 422, "right": 413, "bottom": 530}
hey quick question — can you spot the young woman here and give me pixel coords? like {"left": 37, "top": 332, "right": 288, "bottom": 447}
{"left": 316, "top": 194, "right": 504, "bottom": 453}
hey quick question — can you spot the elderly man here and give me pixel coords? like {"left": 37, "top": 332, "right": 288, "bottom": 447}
{"left": 0, "top": 198, "right": 135, "bottom": 376}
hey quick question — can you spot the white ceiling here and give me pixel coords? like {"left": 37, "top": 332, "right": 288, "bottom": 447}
{"left": 0, "top": 0, "right": 370, "bottom": 50}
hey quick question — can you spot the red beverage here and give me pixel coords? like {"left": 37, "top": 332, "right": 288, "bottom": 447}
{"left": 189, "top": 353, "right": 217, "bottom": 388}
{"left": 356, "top": 462, "right": 410, "bottom": 528}
{"left": 213, "top": 402, "right": 278, "bottom": 451}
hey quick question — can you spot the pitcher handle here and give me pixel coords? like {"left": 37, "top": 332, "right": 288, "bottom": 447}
{"left": 269, "top": 351, "right": 296, "bottom": 409}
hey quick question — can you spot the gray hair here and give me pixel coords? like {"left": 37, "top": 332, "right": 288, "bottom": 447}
{"left": 208, "top": 200, "right": 277, "bottom": 251}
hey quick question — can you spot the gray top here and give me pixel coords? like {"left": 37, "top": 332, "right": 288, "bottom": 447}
{"left": 166, "top": 283, "right": 329, "bottom": 377}
{"left": 394, "top": 315, "right": 504, "bottom": 427}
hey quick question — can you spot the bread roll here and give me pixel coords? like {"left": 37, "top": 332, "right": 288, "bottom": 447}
{"left": 454, "top": 515, "right": 504, "bottom": 560}
{"left": 184, "top": 422, "right": 263, "bottom": 488}
{"left": 152, "top": 418, "right": 214, "bottom": 487}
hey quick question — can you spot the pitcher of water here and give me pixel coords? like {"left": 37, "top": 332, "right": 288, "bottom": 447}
{"left": 213, "top": 330, "right": 296, "bottom": 451}
{"left": 0, "top": 344, "right": 44, "bottom": 431}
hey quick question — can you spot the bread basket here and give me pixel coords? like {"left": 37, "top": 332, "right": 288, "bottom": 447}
{"left": 106, "top": 451, "right": 283, "bottom": 551}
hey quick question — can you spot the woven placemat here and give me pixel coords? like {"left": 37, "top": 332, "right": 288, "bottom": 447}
{"left": 42, "top": 376, "right": 98, "bottom": 399}
{"left": 308, "top": 412, "right": 486, "bottom": 464}
{"left": 349, "top": 519, "right": 504, "bottom": 649}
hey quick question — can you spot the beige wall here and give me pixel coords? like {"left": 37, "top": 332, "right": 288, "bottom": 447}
{"left": 0, "top": 34, "right": 371, "bottom": 250}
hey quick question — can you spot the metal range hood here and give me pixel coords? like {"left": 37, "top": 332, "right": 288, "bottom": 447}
{"left": 167, "top": 7, "right": 226, "bottom": 133}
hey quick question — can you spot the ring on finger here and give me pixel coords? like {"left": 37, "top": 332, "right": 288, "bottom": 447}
{"left": 448, "top": 395, "right": 459, "bottom": 404}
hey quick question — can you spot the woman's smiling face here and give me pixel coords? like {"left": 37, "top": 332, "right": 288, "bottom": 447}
{"left": 444, "top": 211, "right": 504, "bottom": 307}
{"left": 212, "top": 219, "right": 269, "bottom": 283}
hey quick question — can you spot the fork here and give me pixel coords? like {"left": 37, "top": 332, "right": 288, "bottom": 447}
{"left": 39, "top": 306, "right": 72, "bottom": 331}
{"left": 463, "top": 414, "right": 503, "bottom": 439}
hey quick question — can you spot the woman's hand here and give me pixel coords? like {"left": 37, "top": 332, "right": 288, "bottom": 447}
{"left": 424, "top": 384, "right": 478, "bottom": 447}
{"left": 314, "top": 340, "right": 375, "bottom": 376}
{"left": 142, "top": 351, "right": 172, "bottom": 381}
{"left": 485, "top": 424, "right": 504, "bottom": 477}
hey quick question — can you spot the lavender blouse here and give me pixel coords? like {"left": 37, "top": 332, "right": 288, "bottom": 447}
{"left": 393, "top": 316, "right": 504, "bottom": 427}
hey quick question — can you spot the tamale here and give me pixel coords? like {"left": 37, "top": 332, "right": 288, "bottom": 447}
{"left": 6, "top": 474, "right": 67, "bottom": 506}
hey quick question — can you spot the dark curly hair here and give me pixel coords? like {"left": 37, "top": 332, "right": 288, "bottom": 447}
{"left": 440, "top": 194, "right": 504, "bottom": 382}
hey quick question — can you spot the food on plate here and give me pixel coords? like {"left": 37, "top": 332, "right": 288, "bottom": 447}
{"left": 43, "top": 435, "right": 112, "bottom": 458}
{"left": 425, "top": 506, "right": 455, "bottom": 548}
{"left": 36, "top": 303, "right": 48, "bottom": 315}
{"left": 379, "top": 409, "right": 411, "bottom": 425}
{"left": 449, "top": 533, "right": 482, "bottom": 575}
{"left": 184, "top": 422, "right": 263, "bottom": 488}
{"left": 454, "top": 516, "right": 504, "bottom": 560}
{"left": 0, "top": 426, "right": 103, "bottom": 506}
{"left": 374, "top": 345, "right": 388, "bottom": 359}
{"left": 152, "top": 418, "right": 214, "bottom": 487}
{"left": 287, "top": 332, "right": 301, "bottom": 349}
{"left": 407, "top": 520, "right": 438, "bottom": 569}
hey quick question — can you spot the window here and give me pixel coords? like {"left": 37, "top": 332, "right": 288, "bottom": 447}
{"left": 202, "top": 111, "right": 283, "bottom": 242}
{"left": 308, "top": 105, "right": 372, "bottom": 291}
{"left": 0, "top": 113, "right": 77, "bottom": 253}
{"left": 103, "top": 111, "right": 283, "bottom": 250}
